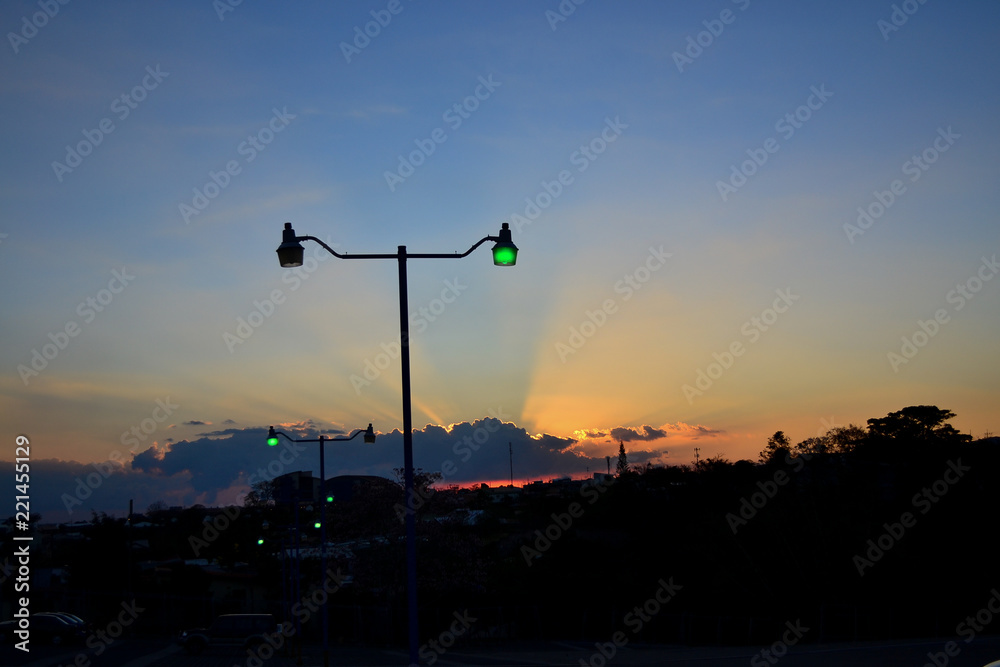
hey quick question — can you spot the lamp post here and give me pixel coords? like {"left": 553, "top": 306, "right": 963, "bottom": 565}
{"left": 267, "top": 424, "right": 376, "bottom": 667}
{"left": 274, "top": 222, "right": 517, "bottom": 665}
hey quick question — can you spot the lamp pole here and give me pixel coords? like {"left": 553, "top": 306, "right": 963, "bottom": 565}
{"left": 274, "top": 222, "right": 517, "bottom": 665}
{"left": 268, "top": 424, "right": 376, "bottom": 667}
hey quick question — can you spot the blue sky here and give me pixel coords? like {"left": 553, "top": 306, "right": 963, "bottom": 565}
{"left": 2, "top": 0, "right": 998, "bottom": 520}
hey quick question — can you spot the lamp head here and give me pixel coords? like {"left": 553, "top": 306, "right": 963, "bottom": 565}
{"left": 492, "top": 222, "right": 518, "bottom": 266}
{"left": 267, "top": 426, "right": 279, "bottom": 447}
{"left": 364, "top": 423, "right": 377, "bottom": 444}
{"left": 276, "top": 222, "right": 305, "bottom": 268}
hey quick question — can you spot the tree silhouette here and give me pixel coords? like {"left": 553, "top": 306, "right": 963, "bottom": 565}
{"left": 392, "top": 467, "right": 443, "bottom": 495}
{"left": 758, "top": 430, "right": 790, "bottom": 464}
{"left": 146, "top": 500, "right": 168, "bottom": 514}
{"left": 243, "top": 479, "right": 275, "bottom": 507}
{"left": 615, "top": 441, "right": 630, "bottom": 477}
{"left": 867, "top": 405, "right": 970, "bottom": 444}
{"left": 825, "top": 424, "right": 867, "bottom": 453}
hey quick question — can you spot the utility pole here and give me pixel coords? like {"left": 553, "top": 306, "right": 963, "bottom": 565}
{"left": 694, "top": 447, "right": 701, "bottom": 465}
{"left": 126, "top": 499, "right": 133, "bottom": 602}
{"left": 508, "top": 442, "right": 513, "bottom": 486}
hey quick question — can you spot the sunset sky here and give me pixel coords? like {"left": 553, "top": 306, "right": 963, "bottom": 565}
{"left": 2, "top": 1, "right": 998, "bottom": 520}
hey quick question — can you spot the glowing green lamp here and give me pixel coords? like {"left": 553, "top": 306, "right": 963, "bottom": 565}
{"left": 491, "top": 222, "right": 518, "bottom": 266}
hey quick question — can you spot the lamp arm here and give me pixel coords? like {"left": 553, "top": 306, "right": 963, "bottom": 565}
{"left": 407, "top": 235, "right": 498, "bottom": 259}
{"left": 295, "top": 235, "right": 498, "bottom": 261}
{"left": 269, "top": 427, "right": 367, "bottom": 443}
{"left": 327, "top": 428, "right": 366, "bottom": 442}
{"left": 295, "top": 236, "right": 390, "bottom": 260}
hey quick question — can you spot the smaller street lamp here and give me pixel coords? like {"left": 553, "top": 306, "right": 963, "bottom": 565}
{"left": 265, "top": 422, "right": 375, "bottom": 667}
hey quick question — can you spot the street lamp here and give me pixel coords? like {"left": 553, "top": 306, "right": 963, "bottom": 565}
{"left": 267, "top": 423, "right": 376, "bottom": 667}
{"left": 490, "top": 222, "right": 518, "bottom": 266}
{"left": 274, "top": 221, "right": 517, "bottom": 665}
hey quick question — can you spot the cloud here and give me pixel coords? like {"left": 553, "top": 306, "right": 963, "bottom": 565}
{"left": 345, "top": 104, "right": 407, "bottom": 120}
{"left": 662, "top": 422, "right": 724, "bottom": 439}
{"left": 9, "top": 417, "right": 723, "bottom": 523}
{"left": 575, "top": 422, "right": 723, "bottom": 444}
{"left": 0, "top": 458, "right": 198, "bottom": 524}
{"left": 610, "top": 425, "right": 668, "bottom": 442}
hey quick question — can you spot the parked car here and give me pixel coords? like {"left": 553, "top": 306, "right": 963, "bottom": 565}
{"left": 177, "top": 614, "right": 280, "bottom": 655}
{"left": 36, "top": 611, "right": 89, "bottom": 632}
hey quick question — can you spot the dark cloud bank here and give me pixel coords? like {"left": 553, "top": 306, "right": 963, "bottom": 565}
{"left": 4, "top": 417, "right": 717, "bottom": 522}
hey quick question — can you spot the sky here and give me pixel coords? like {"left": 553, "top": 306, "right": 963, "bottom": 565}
{"left": 2, "top": 0, "right": 998, "bottom": 521}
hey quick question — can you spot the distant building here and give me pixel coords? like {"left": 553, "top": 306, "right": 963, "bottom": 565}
{"left": 322, "top": 475, "right": 398, "bottom": 503}
{"left": 273, "top": 470, "right": 320, "bottom": 505}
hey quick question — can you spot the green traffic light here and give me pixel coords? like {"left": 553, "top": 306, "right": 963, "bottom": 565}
{"left": 257, "top": 538, "right": 264, "bottom": 545}
{"left": 492, "top": 245, "right": 517, "bottom": 266}
{"left": 267, "top": 436, "right": 279, "bottom": 447}
{"left": 326, "top": 496, "right": 334, "bottom": 503}
{"left": 314, "top": 522, "right": 321, "bottom": 529}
